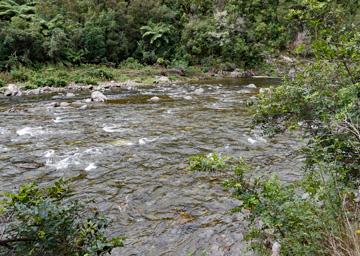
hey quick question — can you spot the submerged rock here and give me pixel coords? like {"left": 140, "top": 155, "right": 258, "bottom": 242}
{"left": 4, "top": 84, "right": 22, "bottom": 97}
{"left": 183, "top": 96, "right": 193, "bottom": 100}
{"left": 91, "top": 91, "right": 107, "bottom": 102}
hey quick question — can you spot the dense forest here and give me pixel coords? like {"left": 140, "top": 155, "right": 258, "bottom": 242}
{"left": 0, "top": 0, "right": 358, "bottom": 70}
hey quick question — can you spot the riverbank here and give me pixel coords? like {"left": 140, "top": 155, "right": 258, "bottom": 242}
{"left": 0, "top": 55, "right": 306, "bottom": 97}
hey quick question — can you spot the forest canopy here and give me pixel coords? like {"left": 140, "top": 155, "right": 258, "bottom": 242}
{"left": 1, "top": 0, "right": 359, "bottom": 70}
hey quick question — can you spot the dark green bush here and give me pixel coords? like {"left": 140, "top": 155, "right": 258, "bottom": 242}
{"left": 0, "top": 179, "right": 123, "bottom": 256}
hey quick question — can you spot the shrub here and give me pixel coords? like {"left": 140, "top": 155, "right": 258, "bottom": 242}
{"left": 85, "top": 68, "right": 114, "bottom": 80}
{"left": 10, "top": 68, "right": 29, "bottom": 82}
{"left": 224, "top": 166, "right": 360, "bottom": 255}
{"left": 31, "top": 76, "right": 67, "bottom": 87}
{"left": 188, "top": 153, "right": 229, "bottom": 172}
{"left": 228, "top": 4, "right": 360, "bottom": 254}
{"left": 0, "top": 79, "right": 5, "bottom": 87}
{"left": 0, "top": 179, "right": 123, "bottom": 256}
{"left": 121, "top": 57, "right": 143, "bottom": 69}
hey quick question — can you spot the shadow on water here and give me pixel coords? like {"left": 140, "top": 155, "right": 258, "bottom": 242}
{"left": 0, "top": 78, "right": 303, "bottom": 256}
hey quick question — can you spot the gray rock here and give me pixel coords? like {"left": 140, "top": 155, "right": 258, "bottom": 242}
{"left": 271, "top": 242, "right": 281, "bottom": 256}
{"left": 244, "top": 83, "right": 257, "bottom": 89}
{"left": 194, "top": 88, "right": 204, "bottom": 95}
{"left": 79, "top": 105, "right": 87, "bottom": 110}
{"left": 149, "top": 96, "right": 160, "bottom": 102}
{"left": 230, "top": 69, "right": 242, "bottom": 78}
{"left": 66, "top": 92, "right": 75, "bottom": 98}
{"left": 85, "top": 98, "right": 92, "bottom": 103}
{"left": 154, "top": 76, "right": 170, "bottom": 84}
{"left": 32, "top": 88, "right": 41, "bottom": 95}
{"left": 4, "top": 84, "right": 22, "bottom": 96}
{"left": 288, "top": 68, "right": 296, "bottom": 80}
{"left": 60, "top": 102, "right": 70, "bottom": 107}
{"left": 49, "top": 102, "right": 60, "bottom": 108}
{"left": 91, "top": 91, "right": 107, "bottom": 102}
{"left": 280, "top": 55, "right": 294, "bottom": 63}
{"left": 52, "top": 95, "right": 62, "bottom": 100}
{"left": 183, "top": 96, "right": 193, "bottom": 100}
{"left": 259, "top": 88, "right": 271, "bottom": 94}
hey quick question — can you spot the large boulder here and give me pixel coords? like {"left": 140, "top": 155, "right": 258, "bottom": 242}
{"left": 4, "top": 84, "right": 22, "bottom": 97}
{"left": 91, "top": 91, "right": 107, "bottom": 102}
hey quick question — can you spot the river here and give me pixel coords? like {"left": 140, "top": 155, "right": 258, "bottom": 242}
{"left": 0, "top": 78, "right": 303, "bottom": 255}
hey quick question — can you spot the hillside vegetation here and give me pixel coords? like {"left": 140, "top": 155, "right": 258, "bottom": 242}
{"left": 0, "top": 0, "right": 358, "bottom": 71}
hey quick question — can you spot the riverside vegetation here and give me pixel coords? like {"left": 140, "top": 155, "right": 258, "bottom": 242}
{"left": 189, "top": 1, "right": 360, "bottom": 255}
{"left": 0, "top": 179, "right": 123, "bottom": 255}
{"left": 0, "top": 0, "right": 359, "bottom": 255}
{"left": 1, "top": 0, "right": 358, "bottom": 88}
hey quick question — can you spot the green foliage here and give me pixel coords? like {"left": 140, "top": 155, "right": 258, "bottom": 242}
{"left": 0, "top": 179, "right": 123, "bottom": 256}
{"left": 31, "top": 76, "right": 67, "bottom": 87}
{"left": 188, "top": 153, "right": 228, "bottom": 172}
{"left": 5, "top": 0, "right": 357, "bottom": 70}
{"left": 0, "top": 79, "right": 4, "bottom": 87}
{"left": 225, "top": 163, "right": 359, "bottom": 255}
{"left": 121, "top": 57, "right": 143, "bottom": 69}
{"left": 223, "top": 2, "right": 360, "bottom": 255}
{"left": 10, "top": 68, "right": 28, "bottom": 81}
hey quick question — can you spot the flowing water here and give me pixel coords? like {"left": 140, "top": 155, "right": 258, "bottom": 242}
{"left": 0, "top": 78, "right": 304, "bottom": 255}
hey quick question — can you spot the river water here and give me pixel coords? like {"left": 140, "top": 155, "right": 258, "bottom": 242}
{"left": 0, "top": 78, "right": 303, "bottom": 255}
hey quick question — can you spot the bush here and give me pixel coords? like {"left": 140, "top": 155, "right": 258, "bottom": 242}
{"left": 31, "top": 76, "right": 67, "bottom": 87}
{"left": 121, "top": 58, "right": 143, "bottom": 69}
{"left": 225, "top": 4, "right": 360, "bottom": 254}
{"left": 85, "top": 67, "right": 114, "bottom": 80}
{"left": 224, "top": 166, "right": 360, "bottom": 255}
{"left": 0, "top": 79, "right": 5, "bottom": 87}
{"left": 10, "top": 68, "right": 29, "bottom": 82}
{"left": 188, "top": 153, "right": 228, "bottom": 172}
{"left": 0, "top": 179, "right": 123, "bottom": 256}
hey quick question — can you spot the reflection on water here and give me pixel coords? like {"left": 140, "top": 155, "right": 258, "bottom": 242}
{"left": 0, "top": 78, "right": 303, "bottom": 256}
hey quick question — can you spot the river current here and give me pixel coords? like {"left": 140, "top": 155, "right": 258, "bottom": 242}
{"left": 0, "top": 78, "right": 303, "bottom": 255}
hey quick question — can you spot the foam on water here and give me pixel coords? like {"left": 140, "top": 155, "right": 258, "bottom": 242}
{"left": 85, "top": 163, "right": 97, "bottom": 171}
{"left": 16, "top": 127, "right": 44, "bottom": 136}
